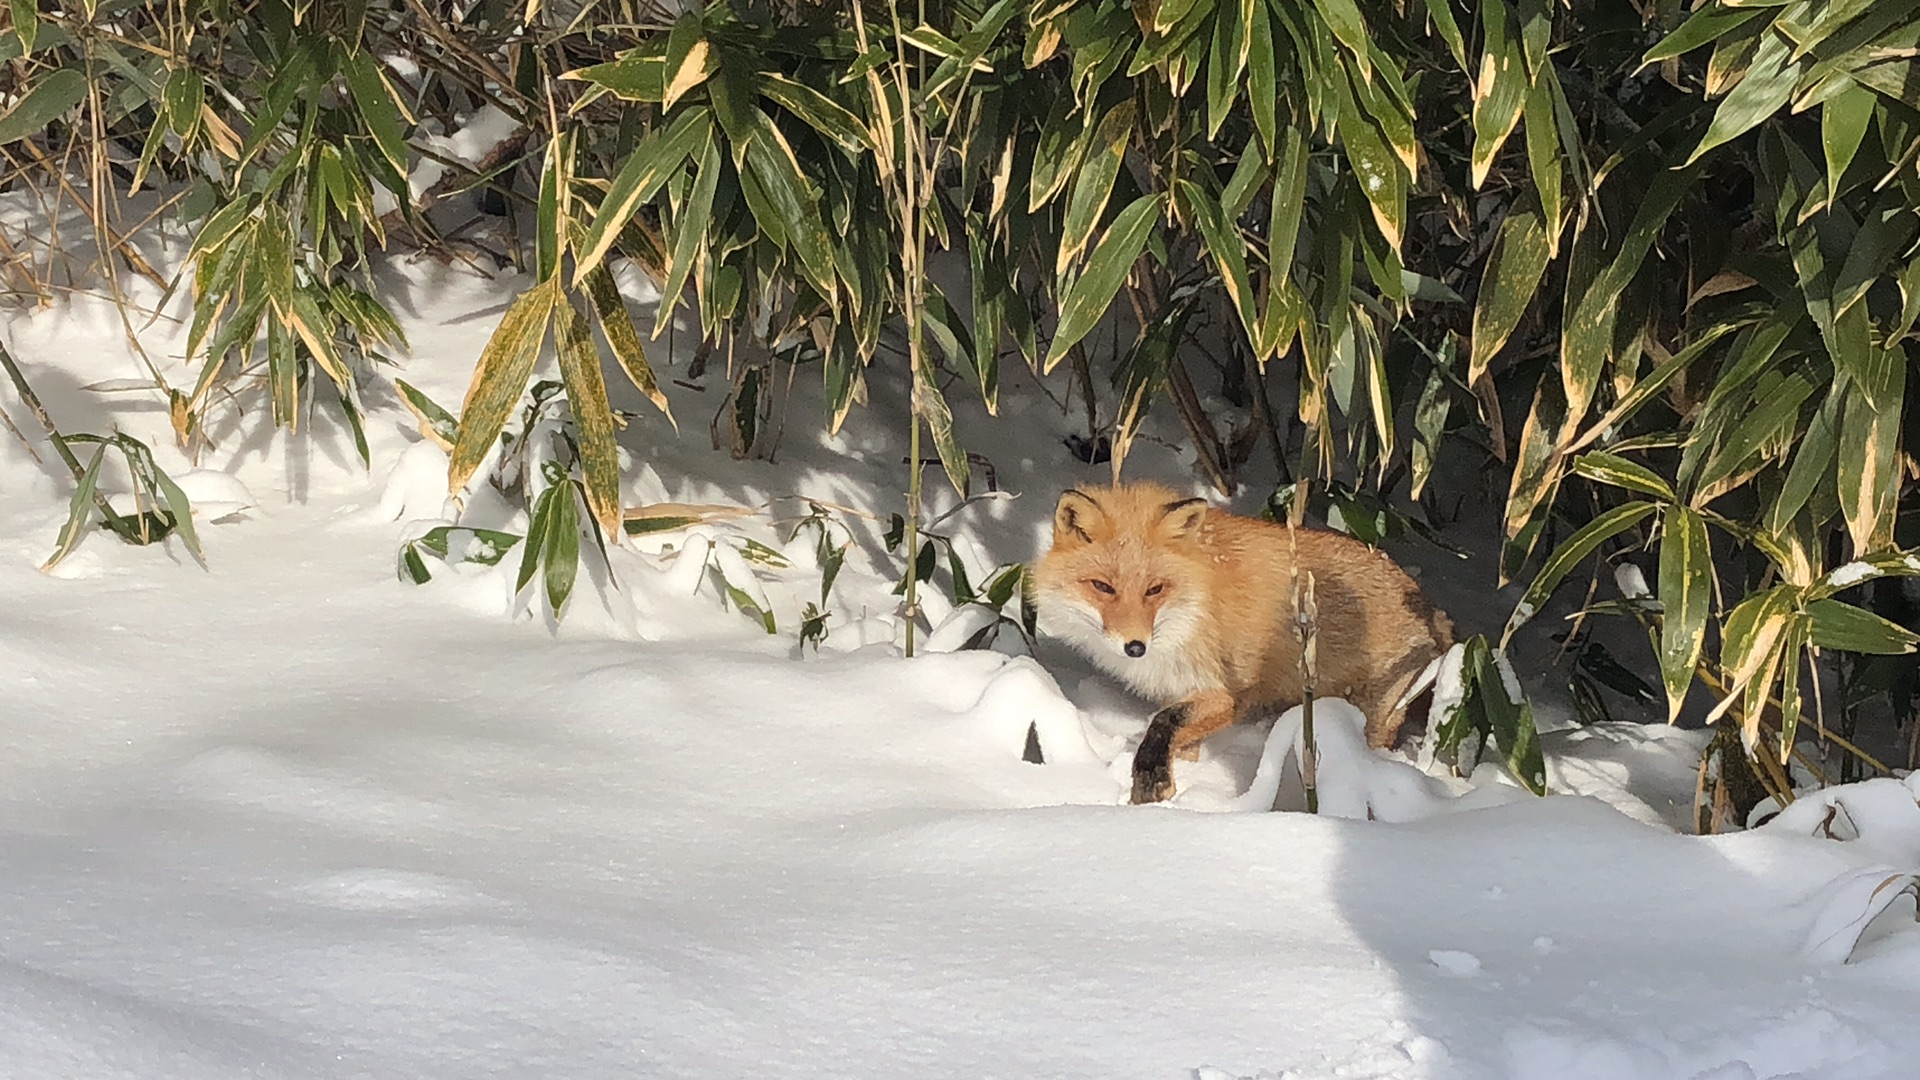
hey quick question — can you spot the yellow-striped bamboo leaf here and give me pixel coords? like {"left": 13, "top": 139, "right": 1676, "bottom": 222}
{"left": 449, "top": 279, "right": 557, "bottom": 495}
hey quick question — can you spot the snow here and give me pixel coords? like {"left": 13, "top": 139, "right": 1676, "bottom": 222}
{"left": 1825, "top": 561, "right": 1879, "bottom": 590}
{"left": 1, "top": 233, "right": 1919, "bottom": 1080}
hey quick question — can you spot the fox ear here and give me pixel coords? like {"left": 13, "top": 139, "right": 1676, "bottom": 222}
{"left": 1053, "top": 489, "right": 1107, "bottom": 546}
{"left": 1157, "top": 498, "right": 1209, "bottom": 541}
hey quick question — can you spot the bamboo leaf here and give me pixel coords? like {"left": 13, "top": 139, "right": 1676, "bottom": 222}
{"left": 1178, "top": 179, "right": 1256, "bottom": 343}
{"left": 757, "top": 72, "right": 870, "bottom": 153}
{"left": 1423, "top": 0, "right": 1467, "bottom": 72}
{"left": 1820, "top": 81, "right": 1874, "bottom": 203}
{"left": 1058, "top": 100, "right": 1135, "bottom": 274}
{"left": 583, "top": 265, "right": 674, "bottom": 427}
{"left": 1806, "top": 599, "right": 1920, "bottom": 655}
{"left": 545, "top": 482, "right": 581, "bottom": 616}
{"left": 1470, "top": 0, "right": 1527, "bottom": 188}
{"left": 1044, "top": 194, "right": 1161, "bottom": 372}
{"left": 1704, "top": 585, "right": 1799, "bottom": 730}
{"left": 449, "top": 279, "right": 558, "bottom": 495}
{"left": 573, "top": 107, "right": 711, "bottom": 284}
{"left": 1481, "top": 648, "right": 1547, "bottom": 795}
{"left": 41, "top": 441, "right": 108, "bottom": 572}
{"left": 1765, "top": 386, "right": 1838, "bottom": 536}
{"left": 341, "top": 49, "right": 409, "bottom": 180}
{"left": 1504, "top": 500, "right": 1656, "bottom": 646}
{"left": 1469, "top": 197, "right": 1551, "bottom": 384}
{"left": 1573, "top": 451, "right": 1676, "bottom": 501}
{"left": 1687, "top": 26, "right": 1800, "bottom": 165}
{"left": 1658, "top": 505, "right": 1712, "bottom": 721}
{"left": 396, "top": 378, "right": 459, "bottom": 450}
{"left": 661, "top": 13, "right": 716, "bottom": 110}
{"left": 1642, "top": 5, "right": 1766, "bottom": 66}
{"left": 1837, "top": 354, "right": 1905, "bottom": 553}
{"left": 0, "top": 67, "right": 86, "bottom": 145}
{"left": 656, "top": 129, "right": 721, "bottom": 333}
{"left": 742, "top": 109, "right": 838, "bottom": 301}
{"left": 567, "top": 51, "right": 666, "bottom": 102}
{"left": 554, "top": 298, "right": 623, "bottom": 544}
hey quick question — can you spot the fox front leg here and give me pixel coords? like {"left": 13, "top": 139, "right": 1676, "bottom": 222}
{"left": 1129, "top": 691, "right": 1238, "bottom": 804}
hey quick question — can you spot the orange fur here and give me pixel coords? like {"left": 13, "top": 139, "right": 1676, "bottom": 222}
{"left": 1031, "top": 483, "right": 1454, "bottom": 803}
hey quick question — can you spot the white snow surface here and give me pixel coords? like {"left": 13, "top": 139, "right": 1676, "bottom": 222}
{"left": 1, "top": 247, "right": 1919, "bottom": 1080}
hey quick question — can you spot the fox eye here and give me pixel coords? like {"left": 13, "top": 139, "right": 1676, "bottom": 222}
{"left": 1145, "top": 583, "right": 1166, "bottom": 597}
{"left": 1089, "top": 579, "right": 1116, "bottom": 595}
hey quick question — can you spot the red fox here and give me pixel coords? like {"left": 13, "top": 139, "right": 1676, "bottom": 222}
{"left": 1031, "top": 483, "right": 1454, "bottom": 803}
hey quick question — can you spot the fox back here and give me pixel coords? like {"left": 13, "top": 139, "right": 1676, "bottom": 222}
{"left": 1031, "top": 483, "right": 1452, "bottom": 749}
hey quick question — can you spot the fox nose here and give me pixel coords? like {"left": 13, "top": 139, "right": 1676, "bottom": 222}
{"left": 1124, "top": 640, "right": 1146, "bottom": 658}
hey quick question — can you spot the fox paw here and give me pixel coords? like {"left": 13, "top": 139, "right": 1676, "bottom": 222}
{"left": 1130, "top": 767, "right": 1174, "bottom": 804}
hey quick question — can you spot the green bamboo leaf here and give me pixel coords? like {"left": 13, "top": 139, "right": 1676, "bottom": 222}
{"left": 1177, "top": 179, "right": 1256, "bottom": 342}
{"left": 395, "top": 378, "right": 459, "bottom": 449}
{"left": 1687, "top": 27, "right": 1801, "bottom": 165}
{"left": 967, "top": 220, "right": 1005, "bottom": 413}
{"left": 1027, "top": 94, "right": 1096, "bottom": 213}
{"left": 1566, "top": 319, "right": 1742, "bottom": 456}
{"left": 1764, "top": 386, "right": 1838, "bottom": 536}
{"left": 1267, "top": 124, "right": 1309, "bottom": 280}
{"left": 516, "top": 483, "right": 555, "bottom": 596}
{"left": 536, "top": 134, "right": 564, "bottom": 283}
{"left": 1058, "top": 99, "right": 1135, "bottom": 275}
{"left": 661, "top": 12, "right": 716, "bottom": 111}
{"left": 41, "top": 441, "right": 108, "bottom": 571}
{"left": 921, "top": 283, "right": 983, "bottom": 401}
{"left": 582, "top": 265, "right": 674, "bottom": 427}
{"left": 914, "top": 349, "right": 969, "bottom": 496}
{"left": 1807, "top": 551, "right": 1920, "bottom": 601}
{"left": 266, "top": 320, "right": 297, "bottom": 429}
{"left": 757, "top": 72, "right": 869, "bottom": 153}
{"left": 742, "top": 109, "right": 837, "bottom": 301}
{"left": 1820, "top": 81, "right": 1874, "bottom": 201}
{"left": 1837, "top": 354, "right": 1905, "bottom": 553}
{"left": 1524, "top": 71, "right": 1562, "bottom": 249}
{"left": 1806, "top": 599, "right": 1920, "bottom": 655}
{"left": 566, "top": 51, "right": 666, "bottom": 102}
{"left": 1642, "top": 4, "right": 1766, "bottom": 66}
{"left": 1112, "top": 297, "right": 1193, "bottom": 473}
{"left": 1658, "top": 505, "right": 1711, "bottom": 721}
{"left": 1469, "top": 197, "right": 1550, "bottom": 385}
{"left": 1422, "top": 0, "right": 1467, "bottom": 71}
{"left": 1336, "top": 77, "right": 1406, "bottom": 249}
{"left": 146, "top": 454, "right": 203, "bottom": 564}
{"left": 1691, "top": 369, "right": 1817, "bottom": 505}
{"left": 1311, "top": 0, "right": 1372, "bottom": 68}
{"left": 341, "top": 49, "right": 409, "bottom": 180}
{"left": 572, "top": 107, "right": 710, "bottom": 285}
{"left": 1504, "top": 500, "right": 1656, "bottom": 646}
{"left": 1573, "top": 451, "right": 1676, "bottom": 501}
{"left": 554, "top": 298, "right": 622, "bottom": 544}
{"left": 655, "top": 130, "right": 720, "bottom": 333}
{"left": 545, "top": 482, "right": 581, "bottom": 616}
{"left": 1206, "top": 0, "right": 1247, "bottom": 137}
{"left": 1043, "top": 194, "right": 1161, "bottom": 373}
{"left": 1478, "top": 647, "right": 1547, "bottom": 795}
{"left": 1246, "top": 2, "right": 1277, "bottom": 149}
{"left": 1704, "top": 584, "right": 1798, "bottom": 732}
{"left": 449, "top": 279, "right": 558, "bottom": 494}
{"left": 0, "top": 67, "right": 86, "bottom": 145}
{"left": 1561, "top": 164, "right": 1701, "bottom": 424}
{"left": 1410, "top": 356, "right": 1451, "bottom": 499}
{"left": 162, "top": 66, "right": 203, "bottom": 140}
{"left": 1469, "top": 0, "right": 1527, "bottom": 188}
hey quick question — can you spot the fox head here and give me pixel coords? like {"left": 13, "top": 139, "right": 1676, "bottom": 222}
{"left": 1031, "top": 485, "right": 1211, "bottom": 672}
